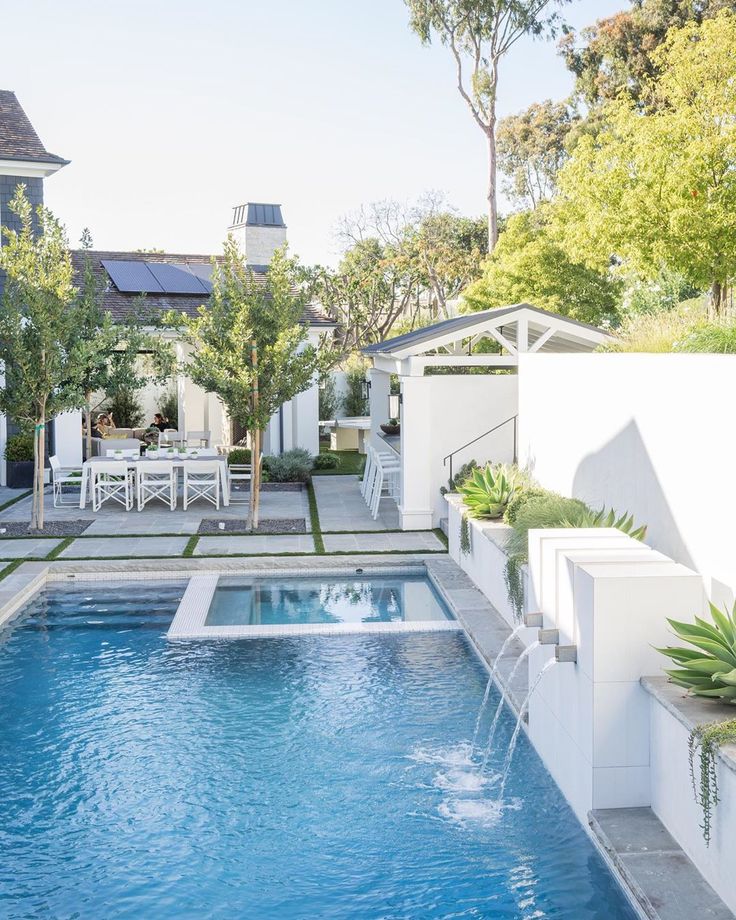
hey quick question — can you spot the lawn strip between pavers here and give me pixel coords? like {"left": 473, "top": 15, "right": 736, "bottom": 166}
{"left": 46, "top": 537, "right": 75, "bottom": 560}
{"left": 306, "top": 480, "right": 325, "bottom": 553}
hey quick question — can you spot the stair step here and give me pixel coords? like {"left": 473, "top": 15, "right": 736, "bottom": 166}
{"left": 439, "top": 517, "right": 449, "bottom": 537}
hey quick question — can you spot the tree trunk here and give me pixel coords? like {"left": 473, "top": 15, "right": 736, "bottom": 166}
{"left": 37, "top": 410, "right": 46, "bottom": 531}
{"left": 31, "top": 422, "right": 41, "bottom": 531}
{"left": 85, "top": 392, "right": 93, "bottom": 460}
{"left": 711, "top": 280, "right": 724, "bottom": 319}
{"left": 253, "top": 428, "right": 262, "bottom": 530}
{"left": 248, "top": 338, "right": 260, "bottom": 532}
{"left": 487, "top": 124, "right": 499, "bottom": 253}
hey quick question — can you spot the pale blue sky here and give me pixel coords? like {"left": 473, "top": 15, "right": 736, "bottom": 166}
{"left": 2, "top": 0, "right": 625, "bottom": 265}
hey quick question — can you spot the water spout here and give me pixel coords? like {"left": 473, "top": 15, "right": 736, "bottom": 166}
{"left": 480, "top": 640, "right": 540, "bottom": 772}
{"left": 471, "top": 623, "right": 526, "bottom": 755}
{"left": 497, "top": 657, "right": 558, "bottom": 800}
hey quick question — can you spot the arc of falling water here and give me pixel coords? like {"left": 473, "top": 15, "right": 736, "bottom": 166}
{"left": 481, "top": 641, "right": 540, "bottom": 773}
{"left": 497, "top": 657, "right": 558, "bottom": 801}
{"left": 471, "top": 624, "right": 526, "bottom": 756}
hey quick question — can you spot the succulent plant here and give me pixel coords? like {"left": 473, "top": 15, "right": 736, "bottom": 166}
{"left": 658, "top": 602, "right": 736, "bottom": 701}
{"left": 458, "top": 463, "right": 518, "bottom": 519}
{"left": 560, "top": 505, "right": 648, "bottom": 541}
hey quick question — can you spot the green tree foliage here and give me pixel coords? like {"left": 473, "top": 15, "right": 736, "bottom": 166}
{"left": 560, "top": 0, "right": 736, "bottom": 109}
{"left": 170, "top": 239, "right": 333, "bottom": 528}
{"left": 343, "top": 358, "right": 369, "bottom": 417}
{"left": 555, "top": 11, "right": 736, "bottom": 316}
{"left": 405, "top": 0, "right": 571, "bottom": 250}
{"left": 0, "top": 189, "right": 90, "bottom": 528}
{"left": 462, "top": 209, "right": 620, "bottom": 325}
{"left": 496, "top": 100, "right": 577, "bottom": 209}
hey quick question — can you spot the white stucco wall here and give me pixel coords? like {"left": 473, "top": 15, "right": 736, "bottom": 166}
{"left": 398, "top": 373, "right": 518, "bottom": 528}
{"left": 518, "top": 353, "right": 736, "bottom": 603}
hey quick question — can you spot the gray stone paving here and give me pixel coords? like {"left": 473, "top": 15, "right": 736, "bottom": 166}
{"left": 0, "top": 538, "right": 59, "bottom": 559}
{"left": 322, "top": 531, "right": 445, "bottom": 553}
{"left": 313, "top": 475, "right": 400, "bottom": 532}
{"left": 0, "top": 487, "right": 30, "bottom": 508}
{"left": 0, "top": 489, "right": 310, "bottom": 536}
{"left": 59, "top": 537, "right": 190, "bottom": 558}
{"left": 195, "top": 534, "right": 316, "bottom": 556}
{"left": 590, "top": 808, "right": 733, "bottom": 920}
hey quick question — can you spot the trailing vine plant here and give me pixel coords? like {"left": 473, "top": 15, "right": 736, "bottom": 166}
{"left": 459, "top": 512, "right": 471, "bottom": 556}
{"left": 688, "top": 720, "right": 736, "bottom": 846}
{"left": 504, "top": 555, "right": 524, "bottom": 622}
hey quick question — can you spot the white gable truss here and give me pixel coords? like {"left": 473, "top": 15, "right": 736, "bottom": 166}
{"left": 363, "top": 303, "right": 613, "bottom": 376}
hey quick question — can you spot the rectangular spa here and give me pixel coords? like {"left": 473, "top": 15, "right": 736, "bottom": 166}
{"left": 206, "top": 574, "right": 452, "bottom": 626}
{"left": 0, "top": 579, "right": 637, "bottom": 919}
{"left": 168, "top": 570, "right": 463, "bottom": 638}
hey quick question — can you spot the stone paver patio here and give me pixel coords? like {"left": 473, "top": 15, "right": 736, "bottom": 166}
{"left": 0, "top": 537, "right": 61, "bottom": 559}
{"left": 312, "top": 475, "right": 399, "bottom": 531}
{"left": 59, "top": 536, "right": 190, "bottom": 558}
{"left": 195, "top": 534, "right": 315, "bottom": 555}
{"left": 322, "top": 531, "right": 444, "bottom": 552}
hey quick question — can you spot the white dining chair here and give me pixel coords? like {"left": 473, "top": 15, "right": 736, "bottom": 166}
{"left": 136, "top": 460, "right": 176, "bottom": 511}
{"left": 227, "top": 452, "right": 262, "bottom": 504}
{"left": 182, "top": 460, "right": 220, "bottom": 510}
{"left": 49, "top": 455, "right": 83, "bottom": 507}
{"left": 159, "top": 429, "right": 181, "bottom": 447}
{"left": 92, "top": 460, "right": 134, "bottom": 512}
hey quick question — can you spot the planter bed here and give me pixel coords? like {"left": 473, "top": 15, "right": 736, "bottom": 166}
{"left": 198, "top": 517, "right": 307, "bottom": 535}
{"left": 0, "top": 520, "right": 92, "bottom": 537}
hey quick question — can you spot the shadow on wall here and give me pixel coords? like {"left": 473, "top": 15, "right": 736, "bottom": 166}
{"left": 572, "top": 418, "right": 696, "bottom": 574}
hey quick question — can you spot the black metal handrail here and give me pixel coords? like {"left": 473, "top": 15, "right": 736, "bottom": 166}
{"left": 442, "top": 415, "right": 518, "bottom": 486}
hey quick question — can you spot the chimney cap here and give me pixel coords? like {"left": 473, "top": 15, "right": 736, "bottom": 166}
{"left": 231, "top": 202, "right": 286, "bottom": 228}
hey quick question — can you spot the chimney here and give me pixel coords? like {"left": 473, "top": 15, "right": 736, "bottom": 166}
{"left": 229, "top": 202, "right": 287, "bottom": 268}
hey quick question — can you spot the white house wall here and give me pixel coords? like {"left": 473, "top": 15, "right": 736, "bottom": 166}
{"left": 517, "top": 353, "right": 736, "bottom": 603}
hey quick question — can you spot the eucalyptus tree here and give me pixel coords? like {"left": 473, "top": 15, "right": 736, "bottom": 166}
{"left": 404, "top": 0, "right": 570, "bottom": 250}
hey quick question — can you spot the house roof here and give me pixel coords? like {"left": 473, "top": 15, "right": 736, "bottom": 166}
{"left": 0, "top": 90, "right": 69, "bottom": 165}
{"left": 363, "top": 303, "right": 612, "bottom": 358}
{"left": 71, "top": 249, "right": 335, "bottom": 328}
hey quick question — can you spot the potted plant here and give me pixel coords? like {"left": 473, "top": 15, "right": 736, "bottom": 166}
{"left": 4, "top": 433, "right": 35, "bottom": 489}
{"left": 146, "top": 444, "right": 159, "bottom": 456}
{"left": 380, "top": 418, "right": 400, "bottom": 436}
{"left": 113, "top": 449, "right": 124, "bottom": 459}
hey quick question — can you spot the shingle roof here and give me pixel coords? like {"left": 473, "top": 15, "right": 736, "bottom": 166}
{"left": 0, "top": 90, "right": 69, "bottom": 165}
{"left": 71, "top": 249, "right": 335, "bottom": 327}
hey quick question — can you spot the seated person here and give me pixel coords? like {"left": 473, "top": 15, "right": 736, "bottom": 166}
{"left": 92, "top": 413, "right": 114, "bottom": 439}
{"left": 150, "top": 413, "right": 169, "bottom": 433}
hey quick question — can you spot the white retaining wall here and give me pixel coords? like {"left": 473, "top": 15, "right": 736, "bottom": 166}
{"left": 518, "top": 353, "right": 736, "bottom": 605}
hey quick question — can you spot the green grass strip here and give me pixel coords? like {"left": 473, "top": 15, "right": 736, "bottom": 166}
{"left": 183, "top": 535, "right": 199, "bottom": 557}
{"left": 0, "top": 489, "right": 32, "bottom": 514}
{"left": 0, "top": 559, "right": 24, "bottom": 582}
{"left": 45, "top": 536, "right": 74, "bottom": 560}
{"left": 306, "top": 480, "right": 325, "bottom": 553}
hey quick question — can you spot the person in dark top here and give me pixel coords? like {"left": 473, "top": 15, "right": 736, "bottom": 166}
{"left": 151, "top": 413, "right": 169, "bottom": 433}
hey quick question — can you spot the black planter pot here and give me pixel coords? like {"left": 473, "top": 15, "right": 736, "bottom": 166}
{"left": 6, "top": 460, "right": 34, "bottom": 489}
{"left": 380, "top": 424, "right": 400, "bottom": 436}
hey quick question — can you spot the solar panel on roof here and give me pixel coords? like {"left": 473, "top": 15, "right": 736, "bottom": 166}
{"left": 102, "top": 260, "right": 163, "bottom": 293}
{"left": 246, "top": 203, "right": 284, "bottom": 226}
{"left": 146, "top": 262, "right": 207, "bottom": 295}
{"left": 185, "top": 262, "right": 214, "bottom": 293}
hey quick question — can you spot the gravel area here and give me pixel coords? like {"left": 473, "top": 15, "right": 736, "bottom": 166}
{"left": 198, "top": 517, "right": 307, "bottom": 535}
{"left": 0, "top": 520, "right": 92, "bottom": 537}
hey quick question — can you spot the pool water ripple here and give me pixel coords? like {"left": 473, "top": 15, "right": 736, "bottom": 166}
{"left": 0, "top": 583, "right": 637, "bottom": 919}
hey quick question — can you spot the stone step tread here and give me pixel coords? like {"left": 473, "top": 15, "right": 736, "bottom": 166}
{"left": 439, "top": 517, "right": 449, "bottom": 536}
{"left": 589, "top": 807, "right": 734, "bottom": 920}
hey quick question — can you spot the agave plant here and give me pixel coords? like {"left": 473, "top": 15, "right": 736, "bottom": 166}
{"left": 458, "top": 463, "right": 518, "bottom": 519}
{"left": 658, "top": 602, "right": 736, "bottom": 702}
{"left": 561, "top": 505, "right": 648, "bottom": 542}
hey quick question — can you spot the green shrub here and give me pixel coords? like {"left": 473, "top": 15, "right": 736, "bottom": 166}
{"left": 263, "top": 448, "right": 314, "bottom": 482}
{"left": 343, "top": 359, "right": 369, "bottom": 416}
{"left": 313, "top": 452, "right": 340, "bottom": 470}
{"left": 458, "top": 463, "right": 520, "bottom": 520}
{"left": 105, "top": 386, "right": 145, "bottom": 428}
{"left": 503, "top": 485, "right": 550, "bottom": 525}
{"left": 318, "top": 375, "right": 342, "bottom": 420}
{"left": 676, "top": 322, "right": 736, "bottom": 354}
{"left": 4, "top": 433, "right": 34, "bottom": 462}
{"left": 440, "top": 459, "right": 478, "bottom": 495}
{"left": 227, "top": 447, "right": 252, "bottom": 465}
{"left": 159, "top": 389, "right": 178, "bottom": 427}
{"left": 504, "top": 493, "right": 590, "bottom": 564}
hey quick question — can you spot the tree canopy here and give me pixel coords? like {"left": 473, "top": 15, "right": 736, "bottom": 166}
{"left": 555, "top": 10, "right": 736, "bottom": 315}
{"left": 462, "top": 208, "right": 620, "bottom": 325}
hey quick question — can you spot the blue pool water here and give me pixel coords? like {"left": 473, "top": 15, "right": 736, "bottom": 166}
{"left": 206, "top": 574, "right": 452, "bottom": 626}
{"left": 0, "top": 582, "right": 637, "bottom": 919}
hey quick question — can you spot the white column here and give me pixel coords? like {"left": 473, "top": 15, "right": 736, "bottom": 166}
{"left": 398, "top": 375, "right": 433, "bottom": 530}
{"left": 53, "top": 410, "right": 83, "bottom": 468}
{"left": 369, "top": 369, "right": 390, "bottom": 447}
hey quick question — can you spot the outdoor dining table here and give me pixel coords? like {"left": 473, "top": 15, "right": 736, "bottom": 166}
{"left": 79, "top": 454, "right": 231, "bottom": 509}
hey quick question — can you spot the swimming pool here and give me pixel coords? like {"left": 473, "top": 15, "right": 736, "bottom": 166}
{"left": 205, "top": 574, "right": 452, "bottom": 626}
{"left": 0, "top": 580, "right": 637, "bottom": 919}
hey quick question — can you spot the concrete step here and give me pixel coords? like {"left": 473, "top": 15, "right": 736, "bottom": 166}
{"left": 589, "top": 807, "right": 734, "bottom": 920}
{"left": 439, "top": 517, "right": 449, "bottom": 537}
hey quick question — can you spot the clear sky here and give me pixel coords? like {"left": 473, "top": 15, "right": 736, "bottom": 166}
{"left": 2, "top": 0, "right": 625, "bottom": 266}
